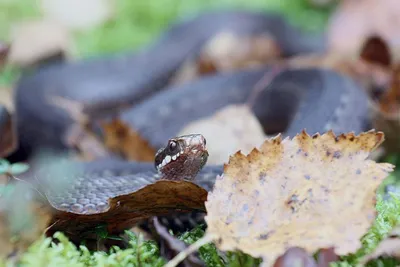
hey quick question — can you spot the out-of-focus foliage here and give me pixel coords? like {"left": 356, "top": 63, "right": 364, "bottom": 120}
{"left": 0, "top": 0, "right": 333, "bottom": 62}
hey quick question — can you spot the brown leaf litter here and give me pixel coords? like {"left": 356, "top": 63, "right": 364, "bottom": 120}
{"left": 287, "top": 0, "right": 400, "bottom": 92}
{"left": 203, "top": 130, "right": 393, "bottom": 266}
{"left": 326, "top": 0, "right": 400, "bottom": 62}
{"left": 371, "top": 64, "right": 400, "bottom": 153}
{"left": 0, "top": 41, "right": 9, "bottom": 70}
{"left": 49, "top": 95, "right": 155, "bottom": 161}
{"left": 171, "top": 31, "right": 281, "bottom": 85}
{"left": 45, "top": 179, "right": 208, "bottom": 242}
{"left": 100, "top": 119, "right": 155, "bottom": 161}
{"left": 286, "top": 36, "right": 392, "bottom": 92}
{"left": 0, "top": 105, "right": 17, "bottom": 158}
{"left": 7, "top": 19, "right": 75, "bottom": 68}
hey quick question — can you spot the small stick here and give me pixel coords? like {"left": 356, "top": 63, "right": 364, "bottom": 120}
{"left": 164, "top": 234, "right": 215, "bottom": 267}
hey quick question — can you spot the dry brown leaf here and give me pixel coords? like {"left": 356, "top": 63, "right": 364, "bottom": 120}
{"left": 45, "top": 179, "right": 208, "bottom": 242}
{"left": 371, "top": 64, "right": 400, "bottom": 153}
{"left": 286, "top": 52, "right": 391, "bottom": 91}
{"left": 7, "top": 20, "right": 74, "bottom": 67}
{"left": 0, "top": 105, "right": 17, "bottom": 157}
{"left": 377, "top": 64, "right": 400, "bottom": 114}
{"left": 178, "top": 104, "right": 266, "bottom": 165}
{"left": 204, "top": 130, "right": 393, "bottom": 267}
{"left": 0, "top": 87, "right": 14, "bottom": 111}
{"left": 360, "top": 35, "right": 392, "bottom": 67}
{"left": 100, "top": 119, "right": 156, "bottom": 161}
{"left": 327, "top": 0, "right": 400, "bottom": 61}
{"left": 172, "top": 32, "right": 281, "bottom": 85}
{"left": 0, "top": 41, "right": 9, "bottom": 70}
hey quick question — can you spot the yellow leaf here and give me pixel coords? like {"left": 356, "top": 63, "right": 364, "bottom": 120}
{"left": 204, "top": 130, "right": 393, "bottom": 266}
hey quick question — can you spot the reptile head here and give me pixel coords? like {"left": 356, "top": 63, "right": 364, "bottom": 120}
{"left": 155, "top": 134, "right": 209, "bottom": 181}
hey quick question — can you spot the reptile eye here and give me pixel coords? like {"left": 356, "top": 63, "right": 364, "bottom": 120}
{"left": 168, "top": 141, "right": 177, "bottom": 152}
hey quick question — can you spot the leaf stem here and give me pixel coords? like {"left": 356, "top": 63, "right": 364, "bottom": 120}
{"left": 164, "top": 233, "right": 215, "bottom": 267}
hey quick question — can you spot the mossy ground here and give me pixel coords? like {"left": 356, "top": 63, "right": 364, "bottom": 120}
{"left": 1, "top": 193, "right": 399, "bottom": 266}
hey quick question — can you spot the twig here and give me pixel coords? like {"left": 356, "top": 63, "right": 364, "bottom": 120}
{"left": 152, "top": 217, "right": 203, "bottom": 266}
{"left": 164, "top": 234, "right": 215, "bottom": 267}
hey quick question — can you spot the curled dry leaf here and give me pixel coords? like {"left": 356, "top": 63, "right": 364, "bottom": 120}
{"left": 204, "top": 130, "right": 393, "bottom": 266}
{"left": 178, "top": 104, "right": 266, "bottom": 165}
{"left": 0, "top": 105, "right": 17, "bottom": 157}
{"left": 172, "top": 32, "right": 281, "bottom": 85}
{"left": 0, "top": 41, "right": 9, "bottom": 69}
{"left": 327, "top": 0, "right": 400, "bottom": 62}
{"left": 45, "top": 179, "right": 208, "bottom": 242}
{"left": 100, "top": 119, "right": 156, "bottom": 161}
{"left": 286, "top": 53, "right": 390, "bottom": 92}
{"left": 371, "top": 64, "right": 400, "bottom": 153}
{"left": 8, "top": 20, "right": 73, "bottom": 67}
{"left": 360, "top": 35, "right": 392, "bottom": 68}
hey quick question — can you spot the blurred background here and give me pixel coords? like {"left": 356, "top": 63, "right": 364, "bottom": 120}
{"left": 0, "top": 0, "right": 334, "bottom": 86}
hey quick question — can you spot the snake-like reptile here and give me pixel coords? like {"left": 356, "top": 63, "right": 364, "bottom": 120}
{"left": 6, "top": 10, "right": 373, "bottom": 239}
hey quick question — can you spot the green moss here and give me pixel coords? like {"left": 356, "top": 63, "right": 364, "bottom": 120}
{"left": 15, "top": 231, "right": 166, "bottom": 267}
{"left": 0, "top": 185, "right": 398, "bottom": 266}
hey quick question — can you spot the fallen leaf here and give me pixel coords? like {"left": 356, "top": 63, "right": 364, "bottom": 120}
{"left": 100, "top": 119, "right": 156, "bottom": 161}
{"left": 0, "top": 105, "right": 17, "bottom": 157}
{"left": 200, "top": 32, "right": 280, "bottom": 71}
{"left": 360, "top": 35, "right": 392, "bottom": 67}
{"left": 41, "top": 169, "right": 220, "bottom": 242}
{"left": 326, "top": 0, "right": 400, "bottom": 62}
{"left": 371, "top": 64, "right": 400, "bottom": 153}
{"left": 286, "top": 52, "right": 391, "bottom": 91}
{"left": 0, "top": 41, "right": 9, "bottom": 69}
{"left": 8, "top": 20, "right": 74, "bottom": 67}
{"left": 377, "top": 64, "right": 400, "bottom": 114}
{"left": 178, "top": 104, "right": 266, "bottom": 165}
{"left": 204, "top": 130, "right": 392, "bottom": 266}
{"left": 0, "top": 87, "right": 14, "bottom": 111}
{"left": 172, "top": 32, "right": 281, "bottom": 85}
